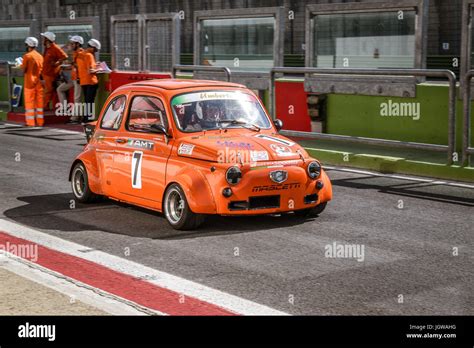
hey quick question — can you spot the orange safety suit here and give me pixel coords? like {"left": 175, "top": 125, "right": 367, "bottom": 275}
{"left": 42, "top": 42, "right": 68, "bottom": 109}
{"left": 76, "top": 48, "right": 98, "bottom": 86}
{"left": 71, "top": 47, "right": 83, "bottom": 82}
{"left": 21, "top": 49, "right": 44, "bottom": 126}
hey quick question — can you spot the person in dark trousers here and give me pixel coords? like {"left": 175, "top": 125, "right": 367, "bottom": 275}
{"left": 76, "top": 39, "right": 101, "bottom": 122}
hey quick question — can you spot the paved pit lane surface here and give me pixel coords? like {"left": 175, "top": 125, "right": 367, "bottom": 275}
{"left": 0, "top": 123, "right": 473, "bottom": 315}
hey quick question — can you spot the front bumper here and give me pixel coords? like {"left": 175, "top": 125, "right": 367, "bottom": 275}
{"left": 210, "top": 165, "right": 331, "bottom": 215}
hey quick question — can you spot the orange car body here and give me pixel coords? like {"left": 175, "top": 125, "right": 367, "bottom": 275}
{"left": 70, "top": 79, "right": 332, "bottom": 217}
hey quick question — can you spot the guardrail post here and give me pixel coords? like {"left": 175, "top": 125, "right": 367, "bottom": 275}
{"left": 462, "top": 70, "right": 473, "bottom": 167}
{"left": 172, "top": 64, "right": 232, "bottom": 82}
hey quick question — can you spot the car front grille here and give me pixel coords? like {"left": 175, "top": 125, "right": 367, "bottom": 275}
{"left": 228, "top": 195, "right": 281, "bottom": 211}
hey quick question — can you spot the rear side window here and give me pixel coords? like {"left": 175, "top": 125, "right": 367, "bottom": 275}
{"left": 127, "top": 95, "right": 168, "bottom": 133}
{"left": 100, "top": 95, "right": 127, "bottom": 130}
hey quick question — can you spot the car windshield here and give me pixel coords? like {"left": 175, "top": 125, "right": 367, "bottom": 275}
{"left": 171, "top": 91, "right": 271, "bottom": 132}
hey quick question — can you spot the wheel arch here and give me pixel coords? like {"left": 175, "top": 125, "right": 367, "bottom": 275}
{"left": 163, "top": 170, "right": 217, "bottom": 214}
{"left": 69, "top": 155, "right": 102, "bottom": 195}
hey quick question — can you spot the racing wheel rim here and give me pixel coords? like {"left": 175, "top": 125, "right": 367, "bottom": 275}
{"left": 72, "top": 167, "right": 86, "bottom": 199}
{"left": 165, "top": 187, "right": 185, "bottom": 224}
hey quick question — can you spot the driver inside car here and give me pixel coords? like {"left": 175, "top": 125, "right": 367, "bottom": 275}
{"left": 200, "top": 101, "right": 224, "bottom": 129}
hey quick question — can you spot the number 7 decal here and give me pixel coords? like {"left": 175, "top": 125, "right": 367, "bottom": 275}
{"left": 131, "top": 151, "right": 143, "bottom": 189}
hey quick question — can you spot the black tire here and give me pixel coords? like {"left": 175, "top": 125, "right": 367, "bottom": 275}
{"left": 71, "top": 162, "right": 99, "bottom": 203}
{"left": 163, "top": 183, "right": 205, "bottom": 230}
{"left": 294, "top": 202, "right": 327, "bottom": 218}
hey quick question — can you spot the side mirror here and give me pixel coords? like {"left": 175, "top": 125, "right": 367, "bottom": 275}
{"left": 151, "top": 124, "right": 172, "bottom": 144}
{"left": 273, "top": 119, "right": 283, "bottom": 131}
{"left": 151, "top": 124, "right": 170, "bottom": 136}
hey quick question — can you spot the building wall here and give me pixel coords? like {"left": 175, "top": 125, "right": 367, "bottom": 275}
{"left": 0, "top": 0, "right": 464, "bottom": 58}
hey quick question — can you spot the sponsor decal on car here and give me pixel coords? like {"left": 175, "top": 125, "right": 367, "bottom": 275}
{"left": 250, "top": 150, "right": 269, "bottom": 162}
{"left": 172, "top": 91, "right": 256, "bottom": 105}
{"left": 216, "top": 140, "right": 254, "bottom": 150}
{"left": 127, "top": 139, "right": 154, "bottom": 150}
{"left": 250, "top": 159, "right": 301, "bottom": 170}
{"left": 254, "top": 134, "right": 295, "bottom": 146}
{"left": 270, "top": 143, "right": 294, "bottom": 157}
{"left": 252, "top": 183, "right": 301, "bottom": 192}
{"left": 178, "top": 143, "right": 195, "bottom": 155}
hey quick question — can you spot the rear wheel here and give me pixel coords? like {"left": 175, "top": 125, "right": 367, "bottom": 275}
{"left": 163, "top": 183, "right": 205, "bottom": 230}
{"left": 294, "top": 202, "right": 327, "bottom": 218}
{"left": 71, "top": 162, "right": 99, "bottom": 203}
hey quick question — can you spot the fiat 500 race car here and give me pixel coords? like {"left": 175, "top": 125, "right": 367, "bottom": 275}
{"left": 70, "top": 79, "right": 332, "bottom": 230}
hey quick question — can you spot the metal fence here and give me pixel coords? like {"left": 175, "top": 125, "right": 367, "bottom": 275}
{"left": 269, "top": 67, "right": 457, "bottom": 165}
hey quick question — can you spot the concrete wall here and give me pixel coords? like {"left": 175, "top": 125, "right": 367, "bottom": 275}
{"left": 326, "top": 84, "right": 473, "bottom": 151}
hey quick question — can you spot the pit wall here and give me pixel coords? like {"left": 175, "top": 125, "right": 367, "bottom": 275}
{"left": 0, "top": 75, "right": 109, "bottom": 121}
{"left": 274, "top": 80, "right": 474, "bottom": 154}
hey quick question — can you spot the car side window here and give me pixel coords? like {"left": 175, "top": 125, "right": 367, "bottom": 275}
{"left": 127, "top": 95, "right": 168, "bottom": 133}
{"left": 100, "top": 95, "right": 127, "bottom": 130}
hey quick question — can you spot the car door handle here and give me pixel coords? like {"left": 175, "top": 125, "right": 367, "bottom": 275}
{"left": 115, "top": 138, "right": 126, "bottom": 144}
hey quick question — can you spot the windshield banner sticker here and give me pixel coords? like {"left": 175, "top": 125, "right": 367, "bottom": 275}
{"left": 172, "top": 91, "right": 256, "bottom": 106}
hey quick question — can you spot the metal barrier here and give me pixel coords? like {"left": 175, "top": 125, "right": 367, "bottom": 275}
{"left": 0, "top": 60, "right": 12, "bottom": 112}
{"left": 269, "top": 67, "right": 457, "bottom": 165}
{"left": 462, "top": 70, "right": 474, "bottom": 166}
{"left": 172, "top": 64, "right": 232, "bottom": 82}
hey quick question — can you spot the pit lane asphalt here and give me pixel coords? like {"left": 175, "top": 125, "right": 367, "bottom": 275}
{"left": 0, "top": 123, "right": 473, "bottom": 315}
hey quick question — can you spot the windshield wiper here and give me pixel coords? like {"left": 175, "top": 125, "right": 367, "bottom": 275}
{"left": 214, "top": 119, "right": 261, "bottom": 132}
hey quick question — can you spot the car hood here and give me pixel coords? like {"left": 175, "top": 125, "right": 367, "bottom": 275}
{"left": 175, "top": 132, "right": 308, "bottom": 162}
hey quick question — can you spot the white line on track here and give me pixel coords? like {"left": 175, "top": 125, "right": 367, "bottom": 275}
{"left": 324, "top": 165, "right": 474, "bottom": 189}
{"left": 0, "top": 218, "right": 288, "bottom": 316}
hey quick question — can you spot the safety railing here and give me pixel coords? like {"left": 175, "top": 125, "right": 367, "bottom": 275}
{"left": 0, "top": 60, "right": 12, "bottom": 112}
{"left": 269, "top": 67, "right": 457, "bottom": 165}
{"left": 462, "top": 70, "right": 474, "bottom": 167}
{"left": 172, "top": 64, "right": 232, "bottom": 82}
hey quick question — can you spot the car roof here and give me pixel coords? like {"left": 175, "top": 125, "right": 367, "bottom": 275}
{"left": 118, "top": 79, "right": 247, "bottom": 92}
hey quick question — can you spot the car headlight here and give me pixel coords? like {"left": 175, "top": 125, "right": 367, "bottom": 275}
{"left": 307, "top": 161, "right": 321, "bottom": 179}
{"left": 226, "top": 166, "right": 242, "bottom": 185}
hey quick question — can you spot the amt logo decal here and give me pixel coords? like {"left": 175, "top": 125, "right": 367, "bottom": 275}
{"left": 127, "top": 139, "right": 154, "bottom": 150}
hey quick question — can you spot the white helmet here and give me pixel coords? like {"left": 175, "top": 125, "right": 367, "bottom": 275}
{"left": 25, "top": 37, "right": 39, "bottom": 48}
{"left": 69, "top": 35, "right": 84, "bottom": 45}
{"left": 88, "top": 39, "right": 101, "bottom": 50}
{"left": 40, "top": 31, "right": 56, "bottom": 42}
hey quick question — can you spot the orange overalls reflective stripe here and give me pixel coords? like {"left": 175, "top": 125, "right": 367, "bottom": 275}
{"left": 21, "top": 50, "right": 44, "bottom": 126}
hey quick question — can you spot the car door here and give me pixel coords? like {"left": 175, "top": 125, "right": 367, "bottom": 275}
{"left": 93, "top": 94, "right": 128, "bottom": 197}
{"left": 112, "top": 93, "right": 174, "bottom": 209}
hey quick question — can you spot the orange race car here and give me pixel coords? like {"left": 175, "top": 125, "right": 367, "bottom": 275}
{"left": 69, "top": 79, "right": 332, "bottom": 230}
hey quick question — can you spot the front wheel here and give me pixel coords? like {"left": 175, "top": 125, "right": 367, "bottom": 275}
{"left": 294, "top": 202, "right": 327, "bottom": 218}
{"left": 71, "top": 162, "right": 99, "bottom": 203}
{"left": 163, "top": 184, "right": 205, "bottom": 230}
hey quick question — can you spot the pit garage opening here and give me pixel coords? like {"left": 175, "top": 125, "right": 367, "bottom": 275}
{"left": 111, "top": 13, "right": 180, "bottom": 73}
{"left": 110, "top": 13, "right": 180, "bottom": 90}
{"left": 192, "top": 7, "right": 285, "bottom": 94}
{"left": 275, "top": 0, "right": 429, "bottom": 135}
